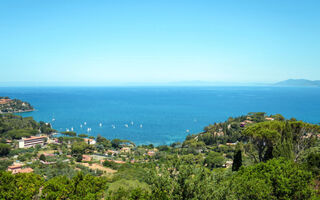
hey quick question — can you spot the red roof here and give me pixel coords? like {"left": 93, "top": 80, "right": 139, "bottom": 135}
{"left": 8, "top": 164, "right": 23, "bottom": 169}
{"left": 24, "top": 136, "right": 47, "bottom": 141}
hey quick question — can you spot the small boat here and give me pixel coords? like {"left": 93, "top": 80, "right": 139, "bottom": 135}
{"left": 66, "top": 128, "right": 70, "bottom": 132}
{"left": 130, "top": 121, "right": 134, "bottom": 125}
{"left": 140, "top": 124, "right": 143, "bottom": 128}
{"left": 84, "top": 122, "right": 87, "bottom": 125}
{"left": 80, "top": 124, "right": 83, "bottom": 128}
{"left": 112, "top": 125, "right": 116, "bottom": 129}
{"left": 52, "top": 118, "right": 55, "bottom": 122}
{"left": 99, "top": 123, "right": 102, "bottom": 127}
{"left": 124, "top": 124, "right": 129, "bottom": 128}
{"left": 71, "top": 127, "right": 74, "bottom": 131}
{"left": 186, "top": 129, "right": 190, "bottom": 133}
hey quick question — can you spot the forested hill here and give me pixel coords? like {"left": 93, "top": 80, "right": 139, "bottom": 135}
{"left": 0, "top": 96, "right": 34, "bottom": 113}
{"left": 1, "top": 112, "right": 320, "bottom": 199}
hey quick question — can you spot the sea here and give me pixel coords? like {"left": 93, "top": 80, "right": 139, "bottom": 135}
{"left": 0, "top": 86, "right": 320, "bottom": 146}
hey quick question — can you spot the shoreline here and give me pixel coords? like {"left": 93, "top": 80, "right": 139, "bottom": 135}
{"left": 0, "top": 109, "right": 35, "bottom": 114}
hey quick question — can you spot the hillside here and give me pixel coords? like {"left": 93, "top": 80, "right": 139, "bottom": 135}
{"left": 0, "top": 97, "right": 34, "bottom": 113}
{"left": 1, "top": 112, "right": 320, "bottom": 199}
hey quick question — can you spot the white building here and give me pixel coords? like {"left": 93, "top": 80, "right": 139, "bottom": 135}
{"left": 18, "top": 136, "right": 47, "bottom": 148}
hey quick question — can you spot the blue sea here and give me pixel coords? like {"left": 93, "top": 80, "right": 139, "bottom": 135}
{"left": 0, "top": 86, "right": 320, "bottom": 145}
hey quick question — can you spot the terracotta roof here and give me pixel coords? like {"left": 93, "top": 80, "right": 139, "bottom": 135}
{"left": 23, "top": 136, "right": 47, "bottom": 141}
{"left": 19, "top": 168, "right": 34, "bottom": 173}
{"left": 8, "top": 164, "right": 23, "bottom": 169}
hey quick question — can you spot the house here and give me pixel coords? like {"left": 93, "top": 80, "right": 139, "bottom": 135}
{"left": 84, "top": 138, "right": 96, "bottom": 145}
{"left": 147, "top": 151, "right": 156, "bottom": 156}
{"left": 7, "top": 164, "right": 23, "bottom": 174}
{"left": 7, "top": 164, "right": 33, "bottom": 174}
{"left": 19, "top": 136, "right": 47, "bottom": 148}
{"left": 265, "top": 117, "right": 275, "bottom": 121}
{"left": 82, "top": 155, "right": 92, "bottom": 162}
{"left": 120, "top": 147, "right": 131, "bottom": 153}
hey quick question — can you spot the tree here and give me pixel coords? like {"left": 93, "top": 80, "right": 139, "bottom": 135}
{"left": 0, "top": 143, "right": 10, "bottom": 156}
{"left": 230, "top": 158, "right": 315, "bottom": 200}
{"left": 232, "top": 149, "right": 242, "bottom": 171}
{"left": 111, "top": 139, "right": 122, "bottom": 149}
{"left": 61, "top": 131, "right": 77, "bottom": 137}
{"left": 0, "top": 171, "right": 43, "bottom": 200}
{"left": 39, "top": 154, "right": 46, "bottom": 161}
{"left": 204, "top": 151, "right": 225, "bottom": 169}
{"left": 243, "top": 121, "right": 282, "bottom": 162}
{"left": 78, "top": 134, "right": 88, "bottom": 138}
{"left": 41, "top": 172, "right": 108, "bottom": 200}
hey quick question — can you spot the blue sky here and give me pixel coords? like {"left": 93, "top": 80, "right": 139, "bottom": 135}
{"left": 0, "top": 0, "right": 319, "bottom": 85}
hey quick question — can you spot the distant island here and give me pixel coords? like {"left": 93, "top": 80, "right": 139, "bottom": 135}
{"left": 275, "top": 79, "right": 320, "bottom": 87}
{"left": 0, "top": 97, "right": 34, "bottom": 113}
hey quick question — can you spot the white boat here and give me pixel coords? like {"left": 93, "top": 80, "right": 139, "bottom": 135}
{"left": 124, "top": 124, "right": 129, "bottom": 128}
{"left": 99, "top": 123, "right": 102, "bottom": 127}
{"left": 84, "top": 122, "right": 87, "bottom": 125}
{"left": 130, "top": 121, "right": 134, "bottom": 125}
{"left": 80, "top": 124, "right": 83, "bottom": 128}
{"left": 186, "top": 129, "right": 190, "bottom": 133}
{"left": 71, "top": 127, "right": 74, "bottom": 131}
{"left": 66, "top": 128, "right": 70, "bottom": 132}
{"left": 112, "top": 125, "right": 116, "bottom": 129}
{"left": 140, "top": 124, "right": 143, "bottom": 128}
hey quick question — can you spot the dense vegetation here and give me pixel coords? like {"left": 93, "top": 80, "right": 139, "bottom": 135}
{"left": 1, "top": 112, "right": 320, "bottom": 199}
{"left": 0, "top": 97, "right": 34, "bottom": 113}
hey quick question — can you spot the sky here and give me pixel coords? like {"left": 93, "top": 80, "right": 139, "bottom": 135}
{"left": 0, "top": 0, "right": 319, "bottom": 85}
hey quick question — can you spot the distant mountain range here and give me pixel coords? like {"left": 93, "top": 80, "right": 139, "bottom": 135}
{"left": 275, "top": 79, "right": 320, "bottom": 87}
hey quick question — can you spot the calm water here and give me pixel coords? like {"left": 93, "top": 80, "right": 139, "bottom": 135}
{"left": 0, "top": 86, "right": 319, "bottom": 145}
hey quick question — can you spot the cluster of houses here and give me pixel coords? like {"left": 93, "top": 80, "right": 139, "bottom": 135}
{"left": 0, "top": 98, "right": 12, "bottom": 105}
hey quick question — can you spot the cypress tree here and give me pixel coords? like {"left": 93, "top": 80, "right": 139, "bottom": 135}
{"left": 232, "top": 149, "right": 242, "bottom": 171}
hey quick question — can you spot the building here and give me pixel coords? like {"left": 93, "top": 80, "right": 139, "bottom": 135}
{"left": 147, "top": 151, "right": 156, "bottom": 156}
{"left": 7, "top": 164, "right": 33, "bottom": 174}
{"left": 0, "top": 98, "right": 11, "bottom": 104}
{"left": 120, "top": 147, "right": 131, "bottom": 153}
{"left": 18, "top": 136, "right": 47, "bottom": 148}
{"left": 82, "top": 155, "right": 92, "bottom": 162}
{"left": 265, "top": 117, "right": 275, "bottom": 121}
{"left": 84, "top": 138, "right": 96, "bottom": 145}
{"left": 7, "top": 164, "right": 23, "bottom": 174}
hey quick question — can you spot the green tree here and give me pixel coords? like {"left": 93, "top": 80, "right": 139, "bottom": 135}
{"left": 0, "top": 143, "right": 11, "bottom": 156}
{"left": 0, "top": 171, "right": 43, "bottom": 200}
{"left": 41, "top": 172, "right": 107, "bottom": 200}
{"left": 39, "top": 154, "right": 46, "bottom": 161}
{"left": 61, "top": 131, "right": 77, "bottom": 137}
{"left": 204, "top": 151, "right": 225, "bottom": 169}
{"left": 232, "top": 149, "right": 242, "bottom": 171}
{"left": 230, "top": 158, "right": 315, "bottom": 200}
{"left": 78, "top": 134, "right": 88, "bottom": 138}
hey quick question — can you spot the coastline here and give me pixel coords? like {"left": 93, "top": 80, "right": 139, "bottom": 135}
{"left": 0, "top": 109, "right": 35, "bottom": 114}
